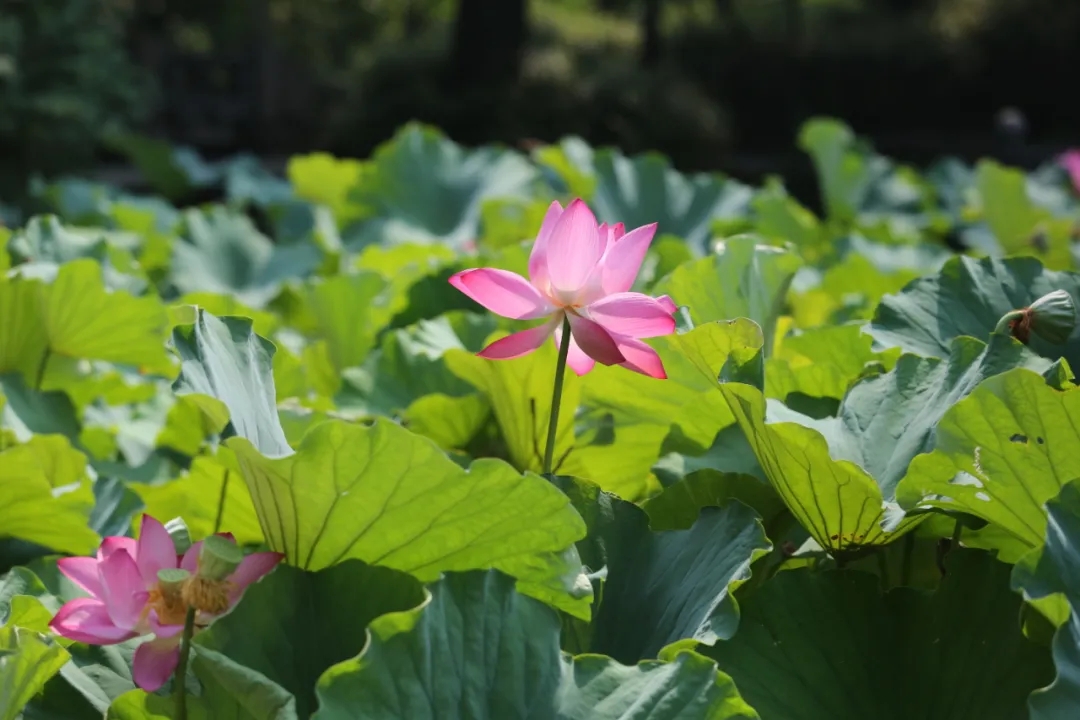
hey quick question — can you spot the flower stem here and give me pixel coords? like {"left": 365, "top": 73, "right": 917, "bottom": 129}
{"left": 542, "top": 315, "right": 572, "bottom": 478}
{"left": 173, "top": 606, "right": 197, "bottom": 719}
{"left": 994, "top": 309, "right": 1026, "bottom": 336}
{"left": 212, "top": 467, "right": 229, "bottom": 534}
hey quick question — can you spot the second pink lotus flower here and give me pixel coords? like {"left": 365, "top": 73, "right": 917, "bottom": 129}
{"left": 49, "top": 515, "right": 282, "bottom": 692}
{"left": 450, "top": 199, "right": 676, "bottom": 378}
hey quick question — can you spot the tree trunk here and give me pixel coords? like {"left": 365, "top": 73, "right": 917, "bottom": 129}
{"left": 451, "top": 0, "right": 528, "bottom": 87}
{"left": 641, "top": 0, "right": 661, "bottom": 67}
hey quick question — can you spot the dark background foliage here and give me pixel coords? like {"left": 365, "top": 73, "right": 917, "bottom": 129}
{"left": 1, "top": 0, "right": 1079, "bottom": 201}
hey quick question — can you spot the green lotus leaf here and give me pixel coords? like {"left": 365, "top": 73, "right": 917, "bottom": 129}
{"left": 577, "top": 493, "right": 771, "bottom": 662}
{"left": 172, "top": 309, "right": 291, "bottom": 458}
{"left": 653, "top": 235, "right": 800, "bottom": 351}
{"left": 171, "top": 207, "right": 319, "bottom": 308}
{"left": 798, "top": 117, "right": 872, "bottom": 223}
{"left": 1, "top": 564, "right": 141, "bottom": 715}
{"left": 105, "top": 690, "right": 212, "bottom": 720}
{"left": 0, "top": 436, "right": 97, "bottom": 555}
{"left": 717, "top": 334, "right": 1052, "bottom": 553}
{"left": 0, "top": 259, "right": 172, "bottom": 381}
{"left": 1011, "top": 479, "right": 1080, "bottom": 718}
{"left": 174, "top": 292, "right": 280, "bottom": 336}
{"left": 133, "top": 452, "right": 263, "bottom": 545}
{"left": 339, "top": 312, "right": 495, "bottom": 419}
{"left": 339, "top": 312, "right": 495, "bottom": 450}
{"left": 446, "top": 338, "right": 580, "bottom": 475}
{"left": 647, "top": 426, "right": 781, "bottom": 532}
{"left": 976, "top": 160, "right": 1072, "bottom": 270}
{"left": 477, "top": 197, "right": 553, "bottom": 250}
{"left": 7, "top": 215, "right": 106, "bottom": 266}
{"left": 0, "top": 626, "right": 70, "bottom": 720}
{"left": 789, "top": 251, "right": 924, "bottom": 328}
{"left": 703, "top": 549, "right": 1052, "bottom": 719}
{"left": 314, "top": 569, "right": 758, "bottom": 720}
{"left": 535, "top": 137, "right": 754, "bottom": 252}
{"left": 899, "top": 368, "right": 1080, "bottom": 561}
{"left": 572, "top": 319, "right": 761, "bottom": 501}
{"left": 228, "top": 418, "right": 590, "bottom": 618}
{"left": 719, "top": 382, "right": 909, "bottom": 552}
{"left": 347, "top": 123, "right": 539, "bottom": 249}
{"left": 299, "top": 272, "right": 404, "bottom": 378}
{"left": 0, "top": 275, "right": 50, "bottom": 382}
{"left": 0, "top": 372, "right": 81, "bottom": 442}
{"left": 287, "top": 152, "right": 371, "bottom": 228}
{"left": 868, "top": 255, "right": 1080, "bottom": 368}
{"left": 836, "top": 334, "right": 1056, "bottom": 503}
{"left": 192, "top": 560, "right": 423, "bottom": 718}
{"left": 751, "top": 180, "right": 827, "bottom": 261}
{"left": 765, "top": 323, "right": 883, "bottom": 402}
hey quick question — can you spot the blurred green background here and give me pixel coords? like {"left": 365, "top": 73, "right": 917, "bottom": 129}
{"left": 1, "top": 0, "right": 1078, "bottom": 205}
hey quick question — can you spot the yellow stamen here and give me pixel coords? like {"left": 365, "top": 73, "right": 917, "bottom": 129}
{"left": 147, "top": 582, "right": 188, "bottom": 626}
{"left": 181, "top": 577, "right": 233, "bottom": 615}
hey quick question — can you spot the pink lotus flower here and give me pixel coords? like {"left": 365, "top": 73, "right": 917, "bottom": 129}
{"left": 450, "top": 199, "right": 676, "bottom": 378}
{"left": 49, "top": 515, "right": 282, "bottom": 692}
{"left": 1061, "top": 149, "right": 1080, "bottom": 194}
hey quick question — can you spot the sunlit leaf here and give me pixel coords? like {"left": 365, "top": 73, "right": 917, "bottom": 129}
{"left": 228, "top": 419, "right": 591, "bottom": 618}
{"left": 0, "top": 436, "right": 97, "bottom": 554}
{"left": 0, "top": 627, "right": 70, "bottom": 720}
{"left": 899, "top": 368, "right": 1080, "bottom": 561}
{"left": 654, "top": 235, "right": 800, "bottom": 351}
{"left": 133, "top": 453, "right": 263, "bottom": 545}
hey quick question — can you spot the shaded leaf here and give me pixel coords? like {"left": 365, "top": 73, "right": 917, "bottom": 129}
{"left": 704, "top": 550, "right": 1053, "bottom": 720}
{"left": 195, "top": 561, "right": 423, "bottom": 718}
{"left": 314, "top": 570, "right": 757, "bottom": 720}
{"left": 868, "top": 255, "right": 1080, "bottom": 368}
{"left": 348, "top": 124, "right": 539, "bottom": 249}
{"left": 586, "top": 499, "right": 771, "bottom": 663}
{"left": 1012, "top": 480, "right": 1080, "bottom": 719}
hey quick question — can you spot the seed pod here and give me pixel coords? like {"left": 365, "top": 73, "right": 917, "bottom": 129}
{"left": 196, "top": 535, "right": 242, "bottom": 582}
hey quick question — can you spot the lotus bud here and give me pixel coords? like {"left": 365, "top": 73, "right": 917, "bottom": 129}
{"left": 1028, "top": 290, "right": 1077, "bottom": 344}
{"left": 993, "top": 290, "right": 1076, "bottom": 345}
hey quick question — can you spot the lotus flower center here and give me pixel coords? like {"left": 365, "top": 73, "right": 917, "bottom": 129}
{"left": 181, "top": 577, "right": 233, "bottom": 615}
{"left": 147, "top": 582, "right": 189, "bottom": 626}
